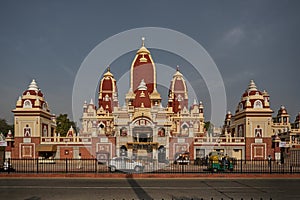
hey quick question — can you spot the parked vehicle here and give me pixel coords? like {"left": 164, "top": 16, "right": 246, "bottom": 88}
{"left": 174, "top": 152, "right": 190, "bottom": 165}
{"left": 207, "top": 152, "right": 234, "bottom": 172}
{"left": 108, "top": 157, "right": 144, "bottom": 173}
{"left": 38, "top": 157, "right": 55, "bottom": 164}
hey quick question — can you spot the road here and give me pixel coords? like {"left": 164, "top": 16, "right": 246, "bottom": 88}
{"left": 0, "top": 178, "right": 299, "bottom": 200}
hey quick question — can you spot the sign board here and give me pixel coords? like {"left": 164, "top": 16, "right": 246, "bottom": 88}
{"left": 100, "top": 137, "right": 108, "bottom": 143}
{"left": 178, "top": 138, "right": 185, "bottom": 143}
{"left": 0, "top": 133, "right": 6, "bottom": 146}
{"left": 0, "top": 141, "right": 7, "bottom": 147}
{"left": 255, "top": 138, "right": 263, "bottom": 143}
{"left": 279, "top": 141, "right": 287, "bottom": 148}
{"left": 23, "top": 138, "right": 31, "bottom": 143}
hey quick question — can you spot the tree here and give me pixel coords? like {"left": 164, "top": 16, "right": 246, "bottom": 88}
{"left": 204, "top": 121, "right": 214, "bottom": 136}
{"left": 0, "top": 118, "right": 14, "bottom": 137}
{"left": 56, "top": 114, "right": 77, "bottom": 137}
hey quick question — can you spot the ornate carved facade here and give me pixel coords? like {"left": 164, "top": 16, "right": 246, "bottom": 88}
{"left": 81, "top": 38, "right": 205, "bottom": 160}
{"left": 6, "top": 39, "right": 300, "bottom": 161}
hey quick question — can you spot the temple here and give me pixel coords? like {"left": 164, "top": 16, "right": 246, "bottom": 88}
{"left": 81, "top": 38, "right": 205, "bottom": 161}
{"left": 5, "top": 38, "right": 300, "bottom": 163}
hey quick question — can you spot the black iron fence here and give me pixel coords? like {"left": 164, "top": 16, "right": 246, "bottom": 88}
{"left": 1, "top": 158, "right": 300, "bottom": 174}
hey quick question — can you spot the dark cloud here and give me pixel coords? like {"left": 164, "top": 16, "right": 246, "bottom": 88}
{"left": 0, "top": 0, "right": 299, "bottom": 125}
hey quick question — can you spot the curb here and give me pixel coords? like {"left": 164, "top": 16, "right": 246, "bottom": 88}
{"left": 1, "top": 173, "right": 300, "bottom": 179}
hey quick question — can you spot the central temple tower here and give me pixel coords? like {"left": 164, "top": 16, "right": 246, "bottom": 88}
{"left": 126, "top": 38, "right": 161, "bottom": 108}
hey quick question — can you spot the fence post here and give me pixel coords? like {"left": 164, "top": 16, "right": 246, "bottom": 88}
{"left": 95, "top": 158, "right": 97, "bottom": 173}
{"left": 269, "top": 160, "right": 272, "bottom": 174}
{"left": 65, "top": 158, "right": 68, "bottom": 173}
{"left": 7, "top": 158, "right": 11, "bottom": 174}
{"left": 290, "top": 165, "right": 292, "bottom": 174}
{"left": 36, "top": 158, "right": 39, "bottom": 174}
{"left": 240, "top": 159, "right": 242, "bottom": 173}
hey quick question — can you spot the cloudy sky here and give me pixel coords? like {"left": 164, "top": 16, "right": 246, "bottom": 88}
{"left": 0, "top": 0, "right": 299, "bottom": 127}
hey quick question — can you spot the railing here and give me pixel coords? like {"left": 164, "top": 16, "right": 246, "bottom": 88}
{"left": 194, "top": 137, "right": 245, "bottom": 143}
{"left": 2, "top": 158, "right": 300, "bottom": 174}
{"left": 41, "top": 136, "right": 92, "bottom": 144}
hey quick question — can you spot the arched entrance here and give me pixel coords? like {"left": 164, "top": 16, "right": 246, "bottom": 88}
{"left": 132, "top": 126, "right": 154, "bottom": 160}
{"left": 132, "top": 127, "right": 153, "bottom": 143}
{"left": 127, "top": 118, "right": 159, "bottom": 160}
{"left": 158, "top": 145, "right": 166, "bottom": 163}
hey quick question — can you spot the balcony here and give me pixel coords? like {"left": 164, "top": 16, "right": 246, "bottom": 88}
{"left": 194, "top": 136, "right": 245, "bottom": 144}
{"left": 41, "top": 136, "right": 92, "bottom": 144}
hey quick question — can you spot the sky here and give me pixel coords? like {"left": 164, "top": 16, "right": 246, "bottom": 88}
{"left": 0, "top": 0, "right": 300, "bottom": 127}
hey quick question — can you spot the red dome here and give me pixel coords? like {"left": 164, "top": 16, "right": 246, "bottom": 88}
{"left": 98, "top": 68, "right": 118, "bottom": 113}
{"left": 169, "top": 68, "right": 188, "bottom": 113}
{"left": 23, "top": 89, "right": 44, "bottom": 97}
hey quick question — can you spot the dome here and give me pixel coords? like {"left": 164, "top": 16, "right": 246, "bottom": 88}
{"left": 236, "top": 80, "right": 271, "bottom": 113}
{"left": 169, "top": 66, "right": 188, "bottom": 98}
{"left": 28, "top": 79, "right": 39, "bottom": 91}
{"left": 242, "top": 80, "right": 263, "bottom": 97}
{"left": 23, "top": 79, "right": 44, "bottom": 97}
{"left": 99, "top": 68, "right": 117, "bottom": 95}
{"left": 131, "top": 37, "right": 155, "bottom": 94}
{"left": 98, "top": 68, "right": 118, "bottom": 113}
{"left": 103, "top": 67, "right": 114, "bottom": 77}
{"left": 137, "top": 79, "right": 147, "bottom": 91}
{"left": 169, "top": 66, "right": 188, "bottom": 113}
{"left": 277, "top": 105, "right": 288, "bottom": 115}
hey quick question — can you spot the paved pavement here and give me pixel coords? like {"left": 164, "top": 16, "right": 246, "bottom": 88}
{"left": 0, "top": 177, "right": 300, "bottom": 200}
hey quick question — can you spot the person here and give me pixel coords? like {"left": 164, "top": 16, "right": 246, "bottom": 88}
{"left": 221, "top": 156, "right": 226, "bottom": 168}
{"left": 225, "top": 154, "right": 230, "bottom": 169}
{"left": 205, "top": 155, "right": 209, "bottom": 166}
{"left": 77, "top": 153, "right": 82, "bottom": 169}
{"left": 267, "top": 155, "right": 272, "bottom": 167}
{"left": 280, "top": 152, "right": 284, "bottom": 165}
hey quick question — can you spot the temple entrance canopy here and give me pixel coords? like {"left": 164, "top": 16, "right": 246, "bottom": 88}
{"left": 127, "top": 118, "right": 158, "bottom": 160}
{"left": 132, "top": 127, "right": 153, "bottom": 143}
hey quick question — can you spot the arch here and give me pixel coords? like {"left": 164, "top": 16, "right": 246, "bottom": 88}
{"left": 24, "top": 124, "right": 31, "bottom": 137}
{"left": 131, "top": 116, "right": 153, "bottom": 127}
{"left": 23, "top": 100, "right": 32, "bottom": 108}
{"left": 253, "top": 100, "right": 263, "bottom": 109}
{"left": 120, "top": 127, "right": 128, "bottom": 136}
{"left": 180, "top": 122, "right": 189, "bottom": 137}
{"left": 158, "top": 127, "right": 166, "bottom": 137}
{"left": 42, "top": 102, "right": 48, "bottom": 110}
{"left": 132, "top": 126, "right": 153, "bottom": 142}
{"left": 158, "top": 145, "right": 166, "bottom": 163}
{"left": 98, "top": 122, "right": 105, "bottom": 129}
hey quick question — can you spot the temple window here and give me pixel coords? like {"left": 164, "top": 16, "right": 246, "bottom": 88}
{"left": 239, "top": 103, "right": 243, "bottom": 111}
{"left": 42, "top": 102, "right": 48, "bottom": 110}
{"left": 23, "top": 100, "right": 32, "bottom": 108}
{"left": 253, "top": 100, "right": 263, "bottom": 108}
{"left": 24, "top": 124, "right": 31, "bottom": 137}
{"left": 120, "top": 127, "right": 128, "bottom": 136}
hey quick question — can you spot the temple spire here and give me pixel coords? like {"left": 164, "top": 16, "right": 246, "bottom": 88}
{"left": 141, "top": 37, "right": 145, "bottom": 47}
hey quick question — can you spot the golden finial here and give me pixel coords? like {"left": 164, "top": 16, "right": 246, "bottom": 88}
{"left": 176, "top": 65, "right": 180, "bottom": 71}
{"left": 141, "top": 37, "right": 145, "bottom": 47}
{"left": 107, "top": 66, "right": 110, "bottom": 72}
